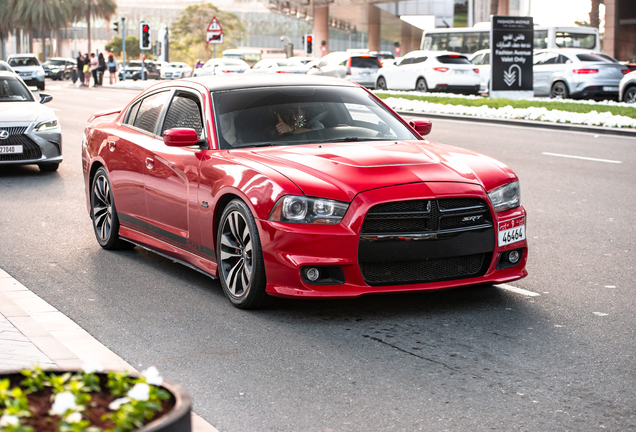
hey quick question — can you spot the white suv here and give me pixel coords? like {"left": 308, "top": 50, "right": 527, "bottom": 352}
{"left": 7, "top": 54, "right": 45, "bottom": 91}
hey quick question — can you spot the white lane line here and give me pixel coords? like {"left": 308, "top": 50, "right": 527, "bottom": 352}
{"left": 542, "top": 152, "right": 622, "bottom": 164}
{"left": 495, "top": 284, "right": 541, "bottom": 297}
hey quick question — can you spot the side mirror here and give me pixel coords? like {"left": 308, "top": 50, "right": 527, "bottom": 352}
{"left": 163, "top": 128, "right": 200, "bottom": 147}
{"left": 409, "top": 119, "right": 432, "bottom": 136}
{"left": 39, "top": 93, "right": 53, "bottom": 104}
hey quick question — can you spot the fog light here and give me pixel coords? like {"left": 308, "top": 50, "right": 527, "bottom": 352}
{"left": 508, "top": 250, "right": 520, "bottom": 264}
{"left": 306, "top": 268, "right": 320, "bottom": 282}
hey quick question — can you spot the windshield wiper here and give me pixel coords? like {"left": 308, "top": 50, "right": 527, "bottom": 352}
{"left": 230, "top": 142, "right": 275, "bottom": 149}
{"left": 320, "top": 137, "right": 361, "bottom": 143}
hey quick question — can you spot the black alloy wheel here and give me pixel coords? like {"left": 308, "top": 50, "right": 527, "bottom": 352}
{"left": 416, "top": 78, "right": 428, "bottom": 92}
{"left": 217, "top": 199, "right": 267, "bottom": 309}
{"left": 376, "top": 76, "right": 387, "bottom": 90}
{"left": 90, "top": 167, "right": 131, "bottom": 250}
{"left": 550, "top": 81, "right": 569, "bottom": 99}
{"left": 623, "top": 86, "right": 636, "bottom": 103}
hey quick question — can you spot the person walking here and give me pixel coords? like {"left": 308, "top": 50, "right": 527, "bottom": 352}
{"left": 83, "top": 54, "right": 92, "bottom": 87}
{"left": 76, "top": 52, "right": 85, "bottom": 87}
{"left": 97, "top": 53, "right": 106, "bottom": 86}
{"left": 107, "top": 53, "right": 118, "bottom": 85}
{"left": 90, "top": 53, "right": 99, "bottom": 87}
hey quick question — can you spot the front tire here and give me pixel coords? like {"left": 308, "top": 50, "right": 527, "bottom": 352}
{"left": 217, "top": 199, "right": 267, "bottom": 309}
{"left": 416, "top": 78, "right": 428, "bottom": 92}
{"left": 623, "top": 86, "right": 636, "bottom": 103}
{"left": 550, "top": 81, "right": 569, "bottom": 99}
{"left": 90, "top": 167, "right": 131, "bottom": 250}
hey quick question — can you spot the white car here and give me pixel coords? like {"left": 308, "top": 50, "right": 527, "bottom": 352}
{"left": 0, "top": 71, "right": 62, "bottom": 171}
{"left": 7, "top": 54, "right": 46, "bottom": 91}
{"left": 375, "top": 50, "right": 481, "bottom": 94}
{"left": 193, "top": 58, "right": 250, "bottom": 76}
{"left": 245, "top": 58, "right": 309, "bottom": 74}
{"left": 307, "top": 52, "right": 382, "bottom": 88}
{"left": 161, "top": 62, "right": 193, "bottom": 79}
{"left": 468, "top": 49, "right": 491, "bottom": 94}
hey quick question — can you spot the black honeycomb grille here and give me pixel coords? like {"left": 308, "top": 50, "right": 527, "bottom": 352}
{"left": 0, "top": 128, "right": 42, "bottom": 162}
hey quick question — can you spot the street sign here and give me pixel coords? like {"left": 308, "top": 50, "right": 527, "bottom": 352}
{"left": 320, "top": 45, "right": 327, "bottom": 55}
{"left": 206, "top": 17, "right": 224, "bottom": 44}
{"left": 490, "top": 16, "right": 534, "bottom": 100}
{"left": 394, "top": 46, "right": 402, "bottom": 56}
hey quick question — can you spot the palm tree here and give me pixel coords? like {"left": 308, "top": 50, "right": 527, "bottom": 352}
{"left": 490, "top": 0, "right": 500, "bottom": 15}
{"left": 590, "top": 0, "right": 601, "bottom": 29}
{"left": 71, "top": 0, "right": 117, "bottom": 53}
{"left": 13, "top": 0, "right": 71, "bottom": 61}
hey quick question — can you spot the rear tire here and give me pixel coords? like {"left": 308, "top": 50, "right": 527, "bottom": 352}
{"left": 550, "top": 81, "right": 569, "bottom": 99}
{"left": 623, "top": 86, "right": 636, "bottom": 103}
{"left": 376, "top": 76, "right": 387, "bottom": 90}
{"left": 90, "top": 167, "right": 133, "bottom": 250}
{"left": 416, "top": 78, "right": 428, "bottom": 92}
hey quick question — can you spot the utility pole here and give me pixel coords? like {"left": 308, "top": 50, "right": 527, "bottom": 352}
{"left": 122, "top": 17, "right": 126, "bottom": 81}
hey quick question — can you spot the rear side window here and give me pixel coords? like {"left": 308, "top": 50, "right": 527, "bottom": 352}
{"left": 162, "top": 93, "right": 203, "bottom": 138}
{"left": 436, "top": 55, "right": 471, "bottom": 65}
{"left": 132, "top": 91, "right": 170, "bottom": 134}
{"left": 576, "top": 53, "right": 614, "bottom": 63}
{"left": 350, "top": 57, "right": 381, "bottom": 69}
{"left": 125, "top": 100, "right": 142, "bottom": 125}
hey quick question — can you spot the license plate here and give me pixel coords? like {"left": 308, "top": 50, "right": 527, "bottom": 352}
{"left": 455, "top": 70, "right": 468, "bottom": 74}
{"left": 20, "top": 72, "right": 30, "bottom": 77}
{"left": 0, "top": 145, "right": 23, "bottom": 154}
{"left": 498, "top": 216, "right": 525, "bottom": 247}
{"left": 603, "top": 86, "right": 618, "bottom": 92}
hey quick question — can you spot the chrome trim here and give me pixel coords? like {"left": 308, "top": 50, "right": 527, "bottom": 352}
{"left": 360, "top": 233, "right": 437, "bottom": 242}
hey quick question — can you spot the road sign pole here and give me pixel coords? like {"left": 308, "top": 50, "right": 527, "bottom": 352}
{"left": 141, "top": 50, "right": 145, "bottom": 81}
{"left": 122, "top": 17, "right": 126, "bottom": 82}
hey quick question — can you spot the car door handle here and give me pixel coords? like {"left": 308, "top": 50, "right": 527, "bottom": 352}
{"left": 108, "top": 141, "right": 116, "bottom": 152}
{"left": 145, "top": 157, "right": 154, "bottom": 169}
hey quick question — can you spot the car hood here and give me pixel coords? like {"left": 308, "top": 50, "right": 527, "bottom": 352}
{"left": 0, "top": 102, "right": 54, "bottom": 124}
{"left": 232, "top": 140, "right": 516, "bottom": 202}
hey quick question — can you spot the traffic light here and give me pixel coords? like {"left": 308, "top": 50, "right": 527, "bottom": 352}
{"left": 113, "top": 21, "right": 119, "bottom": 33}
{"left": 140, "top": 22, "right": 151, "bottom": 50}
{"left": 304, "top": 34, "right": 313, "bottom": 56}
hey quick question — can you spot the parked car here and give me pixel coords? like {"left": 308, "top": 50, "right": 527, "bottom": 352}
{"left": 0, "top": 71, "right": 62, "bottom": 171}
{"left": 118, "top": 60, "right": 161, "bottom": 81}
{"left": 161, "top": 62, "right": 193, "bottom": 79}
{"left": 82, "top": 74, "right": 527, "bottom": 309}
{"left": 0, "top": 61, "right": 16, "bottom": 74}
{"left": 307, "top": 52, "right": 382, "bottom": 88}
{"left": 287, "top": 56, "right": 315, "bottom": 65}
{"left": 533, "top": 49, "right": 630, "bottom": 99}
{"left": 7, "top": 54, "right": 46, "bottom": 90}
{"left": 619, "top": 70, "right": 636, "bottom": 103}
{"left": 42, "top": 57, "right": 76, "bottom": 80}
{"left": 193, "top": 58, "right": 250, "bottom": 76}
{"left": 375, "top": 50, "right": 481, "bottom": 94}
{"left": 468, "top": 49, "right": 491, "bottom": 94}
{"left": 245, "top": 58, "right": 309, "bottom": 74}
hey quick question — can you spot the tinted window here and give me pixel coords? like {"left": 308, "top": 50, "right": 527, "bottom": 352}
{"left": 125, "top": 100, "right": 142, "bottom": 125}
{"left": 431, "top": 34, "right": 448, "bottom": 51}
{"left": 543, "top": 53, "right": 559, "bottom": 64}
{"left": 576, "top": 53, "right": 614, "bottom": 63}
{"left": 162, "top": 93, "right": 203, "bottom": 138}
{"left": 534, "top": 30, "right": 548, "bottom": 50}
{"left": 479, "top": 33, "right": 490, "bottom": 50}
{"left": 350, "top": 57, "right": 381, "bottom": 69}
{"left": 47, "top": 60, "right": 67, "bottom": 66}
{"left": 463, "top": 33, "right": 480, "bottom": 53}
{"left": 9, "top": 57, "right": 40, "bottom": 67}
{"left": 436, "top": 55, "right": 471, "bottom": 64}
{"left": 0, "top": 76, "right": 34, "bottom": 102}
{"left": 133, "top": 91, "right": 170, "bottom": 134}
{"left": 412, "top": 56, "right": 428, "bottom": 64}
{"left": 555, "top": 32, "right": 596, "bottom": 49}
{"left": 447, "top": 35, "right": 463, "bottom": 52}
{"left": 470, "top": 54, "right": 483, "bottom": 65}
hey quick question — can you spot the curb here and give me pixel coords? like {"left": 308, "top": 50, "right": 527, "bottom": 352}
{"left": 397, "top": 110, "right": 636, "bottom": 138}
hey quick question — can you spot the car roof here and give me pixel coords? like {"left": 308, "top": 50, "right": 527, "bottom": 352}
{"left": 8, "top": 54, "right": 37, "bottom": 58}
{"left": 172, "top": 74, "right": 361, "bottom": 92}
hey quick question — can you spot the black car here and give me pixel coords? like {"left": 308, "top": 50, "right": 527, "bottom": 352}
{"left": 42, "top": 58, "right": 76, "bottom": 80}
{"left": 118, "top": 61, "right": 161, "bottom": 81}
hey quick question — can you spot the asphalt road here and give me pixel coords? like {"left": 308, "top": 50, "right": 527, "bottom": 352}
{"left": 1, "top": 82, "right": 635, "bottom": 431}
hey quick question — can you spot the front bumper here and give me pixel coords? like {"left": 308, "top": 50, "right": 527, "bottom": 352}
{"left": 0, "top": 124, "right": 63, "bottom": 167}
{"left": 258, "top": 182, "right": 527, "bottom": 299}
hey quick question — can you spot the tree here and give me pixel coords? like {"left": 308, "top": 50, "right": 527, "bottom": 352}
{"left": 589, "top": 0, "right": 601, "bottom": 29}
{"left": 12, "top": 0, "right": 70, "bottom": 61}
{"left": 490, "top": 0, "right": 499, "bottom": 15}
{"left": 170, "top": 3, "right": 245, "bottom": 64}
{"left": 105, "top": 35, "right": 141, "bottom": 59}
{"left": 71, "top": 0, "right": 117, "bottom": 53}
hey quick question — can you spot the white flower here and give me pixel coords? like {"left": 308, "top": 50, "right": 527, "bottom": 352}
{"left": 108, "top": 397, "right": 131, "bottom": 410}
{"left": 142, "top": 366, "right": 163, "bottom": 386}
{"left": 65, "top": 411, "right": 83, "bottom": 424}
{"left": 81, "top": 360, "right": 104, "bottom": 374}
{"left": 50, "top": 392, "right": 77, "bottom": 415}
{"left": 0, "top": 414, "right": 20, "bottom": 427}
{"left": 127, "top": 383, "right": 150, "bottom": 401}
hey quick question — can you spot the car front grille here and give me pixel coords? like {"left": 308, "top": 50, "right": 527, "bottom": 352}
{"left": 358, "top": 197, "right": 494, "bottom": 286}
{"left": 0, "top": 127, "right": 42, "bottom": 161}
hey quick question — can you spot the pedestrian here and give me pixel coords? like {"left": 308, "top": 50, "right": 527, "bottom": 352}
{"left": 90, "top": 53, "right": 99, "bottom": 87}
{"left": 76, "top": 51, "right": 85, "bottom": 86}
{"left": 107, "top": 53, "right": 118, "bottom": 85}
{"left": 83, "top": 54, "right": 91, "bottom": 87}
{"left": 97, "top": 53, "right": 106, "bottom": 86}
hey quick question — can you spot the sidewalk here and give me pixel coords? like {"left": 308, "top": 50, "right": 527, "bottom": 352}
{"left": 0, "top": 268, "right": 218, "bottom": 432}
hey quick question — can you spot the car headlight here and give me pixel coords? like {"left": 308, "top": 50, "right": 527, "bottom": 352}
{"left": 488, "top": 181, "right": 520, "bottom": 212}
{"left": 35, "top": 119, "right": 59, "bottom": 131}
{"left": 35, "top": 70, "right": 45, "bottom": 77}
{"left": 269, "top": 196, "right": 349, "bottom": 224}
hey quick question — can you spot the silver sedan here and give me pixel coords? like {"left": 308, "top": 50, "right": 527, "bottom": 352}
{"left": 533, "top": 49, "right": 630, "bottom": 99}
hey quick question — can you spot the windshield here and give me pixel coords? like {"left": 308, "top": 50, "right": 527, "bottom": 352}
{"left": 0, "top": 76, "right": 34, "bottom": 102}
{"left": 46, "top": 60, "right": 67, "bottom": 66}
{"left": 213, "top": 86, "right": 418, "bottom": 149}
{"left": 9, "top": 57, "right": 40, "bottom": 67}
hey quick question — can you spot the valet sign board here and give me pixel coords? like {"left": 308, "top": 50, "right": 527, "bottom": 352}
{"left": 206, "top": 17, "right": 223, "bottom": 44}
{"left": 490, "top": 16, "right": 533, "bottom": 100}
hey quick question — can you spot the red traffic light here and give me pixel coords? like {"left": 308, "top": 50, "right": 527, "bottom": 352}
{"left": 143, "top": 25, "right": 149, "bottom": 32}
{"left": 306, "top": 35, "right": 313, "bottom": 42}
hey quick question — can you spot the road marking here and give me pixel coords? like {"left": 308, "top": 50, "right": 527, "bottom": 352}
{"left": 495, "top": 284, "right": 541, "bottom": 297}
{"left": 542, "top": 152, "right": 622, "bottom": 164}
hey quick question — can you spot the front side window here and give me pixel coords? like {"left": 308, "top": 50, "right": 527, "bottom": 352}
{"left": 0, "top": 77, "right": 34, "bottom": 102}
{"left": 132, "top": 91, "right": 171, "bottom": 134}
{"left": 212, "top": 86, "right": 418, "bottom": 149}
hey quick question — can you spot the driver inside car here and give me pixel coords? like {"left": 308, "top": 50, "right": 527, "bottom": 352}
{"left": 274, "top": 105, "right": 325, "bottom": 136}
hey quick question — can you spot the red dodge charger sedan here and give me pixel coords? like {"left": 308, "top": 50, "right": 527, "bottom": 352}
{"left": 82, "top": 75, "right": 527, "bottom": 308}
